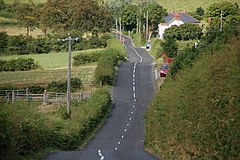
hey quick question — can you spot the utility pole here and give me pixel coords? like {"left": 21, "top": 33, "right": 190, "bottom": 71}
{"left": 119, "top": 17, "right": 122, "bottom": 41}
{"left": 139, "top": 8, "right": 142, "bottom": 33}
{"left": 146, "top": 10, "right": 149, "bottom": 42}
{"left": 220, "top": 10, "right": 223, "bottom": 32}
{"left": 58, "top": 34, "right": 79, "bottom": 117}
{"left": 116, "top": 18, "right": 118, "bottom": 39}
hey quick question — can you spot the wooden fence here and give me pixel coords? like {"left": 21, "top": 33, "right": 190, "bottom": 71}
{"left": 0, "top": 89, "right": 92, "bottom": 105}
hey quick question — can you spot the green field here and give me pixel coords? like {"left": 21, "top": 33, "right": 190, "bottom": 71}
{"left": 0, "top": 49, "right": 103, "bottom": 88}
{"left": 0, "top": 65, "right": 96, "bottom": 88}
{"left": 0, "top": 49, "right": 103, "bottom": 69}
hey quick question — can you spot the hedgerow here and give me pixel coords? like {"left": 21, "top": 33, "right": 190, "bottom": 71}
{"left": 0, "top": 88, "right": 112, "bottom": 160}
{"left": 0, "top": 58, "right": 38, "bottom": 71}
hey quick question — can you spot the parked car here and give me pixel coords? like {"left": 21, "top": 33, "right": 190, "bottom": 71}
{"left": 146, "top": 42, "right": 151, "bottom": 49}
{"left": 160, "top": 63, "right": 169, "bottom": 77}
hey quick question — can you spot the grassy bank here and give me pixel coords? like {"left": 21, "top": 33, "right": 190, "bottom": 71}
{"left": 145, "top": 36, "right": 240, "bottom": 159}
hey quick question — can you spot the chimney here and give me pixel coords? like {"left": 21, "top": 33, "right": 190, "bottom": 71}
{"left": 175, "top": 13, "right": 180, "bottom": 20}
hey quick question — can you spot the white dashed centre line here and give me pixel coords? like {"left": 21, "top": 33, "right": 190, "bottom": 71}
{"left": 114, "top": 45, "right": 143, "bottom": 151}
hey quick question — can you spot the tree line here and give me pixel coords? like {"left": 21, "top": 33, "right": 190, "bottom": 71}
{"left": 0, "top": 0, "right": 113, "bottom": 36}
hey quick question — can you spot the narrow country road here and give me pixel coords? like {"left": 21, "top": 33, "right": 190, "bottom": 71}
{"left": 43, "top": 36, "right": 158, "bottom": 160}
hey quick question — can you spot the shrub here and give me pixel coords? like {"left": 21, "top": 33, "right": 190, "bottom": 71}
{"left": 0, "top": 32, "right": 8, "bottom": 52}
{"left": 47, "top": 77, "right": 82, "bottom": 93}
{"left": 0, "top": 58, "right": 38, "bottom": 72}
{"left": 94, "top": 49, "right": 122, "bottom": 86}
{"left": 73, "top": 50, "right": 102, "bottom": 66}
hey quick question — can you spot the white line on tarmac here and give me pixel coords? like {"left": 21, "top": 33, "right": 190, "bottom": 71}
{"left": 98, "top": 150, "right": 104, "bottom": 160}
{"left": 130, "top": 46, "right": 143, "bottom": 63}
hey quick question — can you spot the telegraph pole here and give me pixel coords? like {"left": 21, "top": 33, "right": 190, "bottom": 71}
{"left": 58, "top": 34, "right": 79, "bottom": 117}
{"left": 119, "top": 17, "right": 122, "bottom": 41}
{"left": 146, "top": 10, "right": 149, "bottom": 42}
{"left": 220, "top": 10, "right": 223, "bottom": 32}
{"left": 116, "top": 18, "right": 118, "bottom": 39}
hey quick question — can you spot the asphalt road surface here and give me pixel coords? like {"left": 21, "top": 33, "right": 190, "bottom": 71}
{"left": 43, "top": 36, "right": 158, "bottom": 160}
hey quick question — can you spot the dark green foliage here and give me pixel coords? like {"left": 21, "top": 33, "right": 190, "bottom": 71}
{"left": 7, "top": 35, "right": 29, "bottom": 55}
{"left": 145, "top": 33, "right": 240, "bottom": 160}
{"left": 0, "top": 88, "right": 112, "bottom": 159}
{"left": 120, "top": 4, "right": 138, "bottom": 31}
{"left": 27, "top": 85, "right": 45, "bottom": 94}
{"left": 160, "top": 37, "right": 178, "bottom": 58}
{"left": 0, "top": 32, "right": 8, "bottom": 52}
{"left": 163, "top": 23, "right": 203, "bottom": 40}
{"left": 73, "top": 50, "right": 102, "bottom": 66}
{"left": 94, "top": 48, "right": 123, "bottom": 86}
{"left": 47, "top": 77, "right": 82, "bottom": 93}
{"left": 196, "top": 7, "right": 205, "bottom": 16}
{"left": 0, "top": 58, "right": 38, "bottom": 72}
{"left": 170, "top": 47, "right": 199, "bottom": 78}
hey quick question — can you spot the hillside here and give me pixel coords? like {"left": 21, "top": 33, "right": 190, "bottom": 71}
{"left": 145, "top": 36, "right": 240, "bottom": 159}
{"left": 4, "top": 0, "right": 240, "bottom": 12}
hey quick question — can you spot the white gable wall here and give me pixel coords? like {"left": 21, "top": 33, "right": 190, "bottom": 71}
{"left": 158, "top": 20, "right": 184, "bottom": 39}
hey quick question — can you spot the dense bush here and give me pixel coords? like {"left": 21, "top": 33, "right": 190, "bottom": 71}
{"left": 170, "top": 47, "right": 199, "bottom": 78}
{"left": 0, "top": 32, "right": 8, "bottom": 52}
{"left": 0, "top": 88, "right": 112, "bottom": 160}
{"left": 94, "top": 48, "right": 124, "bottom": 86}
{"left": 73, "top": 50, "right": 103, "bottom": 66}
{"left": 47, "top": 77, "right": 82, "bottom": 93}
{"left": 0, "top": 58, "right": 38, "bottom": 71}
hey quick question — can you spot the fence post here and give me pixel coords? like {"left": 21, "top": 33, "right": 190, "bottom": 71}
{"left": 12, "top": 90, "right": 15, "bottom": 103}
{"left": 43, "top": 90, "right": 48, "bottom": 105}
{"left": 26, "top": 88, "right": 29, "bottom": 101}
{"left": 80, "top": 91, "right": 82, "bottom": 101}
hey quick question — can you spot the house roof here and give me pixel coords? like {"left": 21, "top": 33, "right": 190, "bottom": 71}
{"left": 164, "top": 12, "right": 199, "bottom": 24}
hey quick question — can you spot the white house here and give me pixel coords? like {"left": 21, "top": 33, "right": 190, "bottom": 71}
{"left": 158, "top": 11, "right": 200, "bottom": 39}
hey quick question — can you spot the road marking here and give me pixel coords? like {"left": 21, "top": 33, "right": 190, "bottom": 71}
{"left": 133, "top": 74, "right": 135, "bottom": 78}
{"left": 127, "top": 123, "right": 129, "bottom": 126}
{"left": 131, "top": 111, "right": 134, "bottom": 114}
{"left": 133, "top": 93, "right": 136, "bottom": 98}
{"left": 133, "top": 69, "right": 135, "bottom": 73}
{"left": 134, "top": 99, "right": 136, "bottom": 102}
{"left": 124, "top": 129, "right": 127, "bottom": 132}
{"left": 115, "top": 147, "right": 118, "bottom": 150}
{"left": 130, "top": 46, "right": 143, "bottom": 63}
{"left": 129, "top": 117, "right": 132, "bottom": 120}
{"left": 118, "top": 142, "right": 121, "bottom": 144}
{"left": 133, "top": 78, "right": 135, "bottom": 82}
{"left": 122, "top": 135, "right": 124, "bottom": 138}
{"left": 133, "top": 86, "right": 135, "bottom": 92}
{"left": 133, "top": 105, "right": 135, "bottom": 108}
{"left": 133, "top": 82, "right": 135, "bottom": 85}
{"left": 98, "top": 150, "right": 104, "bottom": 160}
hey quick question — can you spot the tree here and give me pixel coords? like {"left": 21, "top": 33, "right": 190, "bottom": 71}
{"left": 120, "top": 5, "right": 138, "bottom": 31}
{"left": 163, "top": 23, "right": 203, "bottom": 40}
{"left": 196, "top": 7, "right": 205, "bottom": 16}
{"left": 107, "top": 0, "right": 132, "bottom": 16}
{"left": 142, "top": 1, "right": 167, "bottom": 39}
{"left": 160, "top": 37, "right": 178, "bottom": 58}
{"left": 40, "top": 0, "right": 113, "bottom": 33}
{"left": 15, "top": 3, "right": 38, "bottom": 36}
